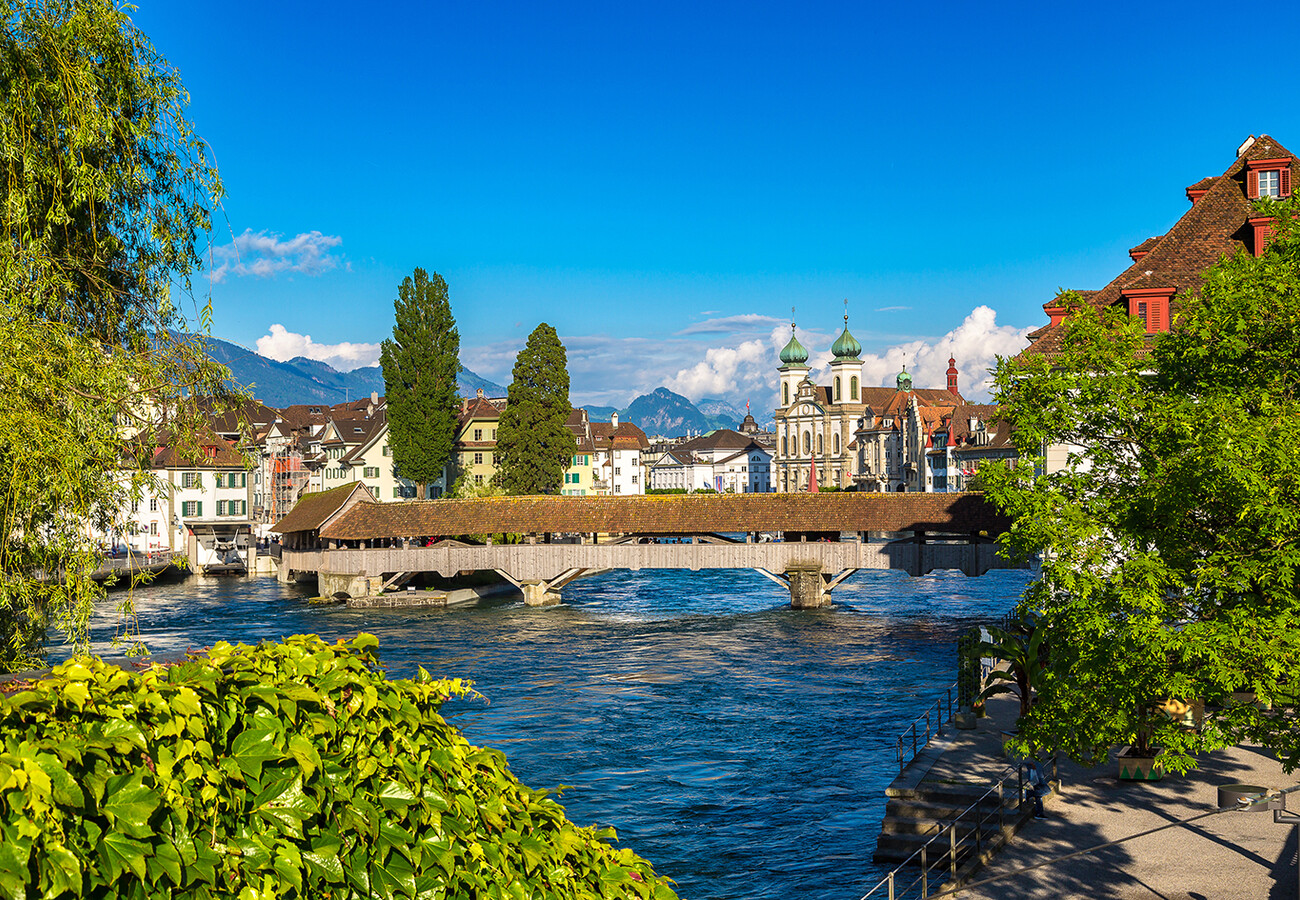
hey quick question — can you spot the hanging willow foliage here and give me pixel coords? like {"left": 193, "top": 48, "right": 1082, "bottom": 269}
{"left": 0, "top": 0, "right": 244, "bottom": 668}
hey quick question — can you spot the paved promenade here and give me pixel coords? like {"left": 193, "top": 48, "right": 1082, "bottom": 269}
{"left": 884, "top": 697, "right": 1299, "bottom": 898}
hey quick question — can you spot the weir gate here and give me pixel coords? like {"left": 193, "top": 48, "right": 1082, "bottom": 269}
{"left": 273, "top": 485, "right": 1026, "bottom": 608}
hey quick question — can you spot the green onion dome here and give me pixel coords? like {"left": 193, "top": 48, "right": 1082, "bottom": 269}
{"left": 896, "top": 369, "right": 913, "bottom": 391}
{"left": 779, "top": 326, "right": 809, "bottom": 366}
{"left": 831, "top": 317, "right": 862, "bottom": 360}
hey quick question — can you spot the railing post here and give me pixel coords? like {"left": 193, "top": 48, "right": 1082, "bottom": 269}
{"left": 921, "top": 844, "right": 928, "bottom": 898}
{"left": 949, "top": 823, "right": 958, "bottom": 881}
{"left": 997, "top": 781, "right": 1004, "bottom": 832}
{"left": 887, "top": 870, "right": 894, "bottom": 900}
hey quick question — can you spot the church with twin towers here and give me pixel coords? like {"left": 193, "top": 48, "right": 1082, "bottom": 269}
{"left": 772, "top": 306, "right": 986, "bottom": 493}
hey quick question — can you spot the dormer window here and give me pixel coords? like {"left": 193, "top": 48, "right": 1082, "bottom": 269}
{"left": 1250, "top": 216, "right": 1276, "bottom": 257}
{"left": 1122, "top": 287, "right": 1175, "bottom": 334}
{"left": 1246, "top": 157, "right": 1292, "bottom": 200}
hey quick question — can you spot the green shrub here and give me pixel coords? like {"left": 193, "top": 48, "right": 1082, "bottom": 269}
{"left": 0, "top": 634, "right": 677, "bottom": 899}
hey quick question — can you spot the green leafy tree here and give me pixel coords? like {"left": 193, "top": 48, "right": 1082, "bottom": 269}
{"left": 381, "top": 268, "right": 461, "bottom": 499}
{"left": 494, "top": 324, "right": 572, "bottom": 495}
{"left": 1, "top": 0, "right": 237, "bottom": 670}
{"left": 984, "top": 197, "right": 1300, "bottom": 773}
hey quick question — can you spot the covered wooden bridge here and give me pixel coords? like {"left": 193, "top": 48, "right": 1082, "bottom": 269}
{"left": 273, "top": 484, "right": 1023, "bottom": 607}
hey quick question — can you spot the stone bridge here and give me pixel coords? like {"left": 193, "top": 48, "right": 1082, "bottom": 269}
{"left": 273, "top": 485, "right": 1025, "bottom": 608}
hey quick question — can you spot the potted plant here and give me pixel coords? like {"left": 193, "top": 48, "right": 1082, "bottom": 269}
{"left": 1117, "top": 704, "right": 1165, "bottom": 781}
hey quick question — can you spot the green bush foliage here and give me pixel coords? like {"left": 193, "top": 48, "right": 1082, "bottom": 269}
{"left": 0, "top": 634, "right": 677, "bottom": 899}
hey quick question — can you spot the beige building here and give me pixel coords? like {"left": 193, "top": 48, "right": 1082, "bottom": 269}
{"left": 772, "top": 313, "right": 866, "bottom": 491}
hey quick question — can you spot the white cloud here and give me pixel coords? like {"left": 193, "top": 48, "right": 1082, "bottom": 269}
{"left": 675, "top": 314, "right": 786, "bottom": 336}
{"left": 255, "top": 324, "right": 381, "bottom": 372}
{"left": 854, "top": 306, "right": 1033, "bottom": 401}
{"left": 210, "top": 229, "right": 344, "bottom": 283}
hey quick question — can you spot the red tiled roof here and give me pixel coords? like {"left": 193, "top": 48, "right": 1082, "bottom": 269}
{"left": 319, "top": 492, "right": 1011, "bottom": 539}
{"left": 1023, "top": 135, "right": 1299, "bottom": 358}
{"left": 274, "top": 482, "right": 376, "bottom": 534}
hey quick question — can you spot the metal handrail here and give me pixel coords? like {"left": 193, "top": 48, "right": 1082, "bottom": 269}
{"left": 895, "top": 683, "right": 956, "bottom": 774}
{"left": 860, "top": 765, "right": 1027, "bottom": 900}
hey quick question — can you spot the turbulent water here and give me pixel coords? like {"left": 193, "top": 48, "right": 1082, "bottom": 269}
{"left": 63, "top": 566, "right": 1032, "bottom": 900}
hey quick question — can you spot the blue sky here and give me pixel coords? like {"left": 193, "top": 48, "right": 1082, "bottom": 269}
{"left": 134, "top": 1, "right": 1300, "bottom": 411}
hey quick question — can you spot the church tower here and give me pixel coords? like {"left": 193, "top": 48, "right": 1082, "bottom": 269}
{"left": 777, "top": 317, "right": 809, "bottom": 410}
{"left": 827, "top": 303, "right": 863, "bottom": 404}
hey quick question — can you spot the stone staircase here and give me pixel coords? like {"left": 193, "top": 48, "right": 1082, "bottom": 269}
{"left": 873, "top": 781, "right": 1025, "bottom": 865}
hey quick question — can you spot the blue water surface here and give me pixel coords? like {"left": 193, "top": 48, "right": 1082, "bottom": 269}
{"left": 66, "top": 566, "right": 1031, "bottom": 900}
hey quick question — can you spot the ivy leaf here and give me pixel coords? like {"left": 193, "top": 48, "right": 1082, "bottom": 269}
{"left": 230, "top": 727, "right": 280, "bottom": 779}
{"left": 287, "top": 734, "right": 320, "bottom": 779}
{"left": 253, "top": 775, "right": 316, "bottom": 837}
{"left": 98, "top": 832, "right": 150, "bottom": 884}
{"left": 151, "top": 841, "right": 183, "bottom": 886}
{"left": 101, "top": 771, "right": 160, "bottom": 838}
{"left": 376, "top": 780, "right": 417, "bottom": 810}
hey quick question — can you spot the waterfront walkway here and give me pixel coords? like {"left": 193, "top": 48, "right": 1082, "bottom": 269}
{"left": 885, "top": 700, "right": 1298, "bottom": 898}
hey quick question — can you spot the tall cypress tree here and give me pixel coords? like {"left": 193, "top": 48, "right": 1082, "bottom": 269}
{"left": 381, "top": 268, "right": 460, "bottom": 498}
{"left": 494, "top": 323, "right": 572, "bottom": 495}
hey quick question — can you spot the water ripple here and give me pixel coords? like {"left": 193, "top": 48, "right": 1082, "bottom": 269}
{"left": 61, "top": 566, "right": 1031, "bottom": 900}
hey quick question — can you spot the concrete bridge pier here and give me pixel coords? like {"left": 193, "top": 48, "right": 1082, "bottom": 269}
{"left": 756, "top": 562, "right": 859, "bottom": 609}
{"left": 497, "top": 567, "right": 588, "bottom": 607}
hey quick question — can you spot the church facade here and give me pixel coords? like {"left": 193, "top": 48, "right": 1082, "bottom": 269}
{"left": 773, "top": 312, "right": 977, "bottom": 492}
{"left": 772, "top": 314, "right": 867, "bottom": 492}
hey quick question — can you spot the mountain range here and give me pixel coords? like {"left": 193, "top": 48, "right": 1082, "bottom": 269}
{"left": 204, "top": 335, "right": 747, "bottom": 437}
{"left": 202, "top": 335, "right": 505, "bottom": 407}
{"left": 581, "top": 388, "right": 745, "bottom": 437}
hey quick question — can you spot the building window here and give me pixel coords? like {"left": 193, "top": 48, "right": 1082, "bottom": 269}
{"left": 1259, "top": 169, "right": 1280, "bottom": 198}
{"left": 182, "top": 472, "right": 201, "bottom": 489}
{"left": 851, "top": 376, "right": 859, "bottom": 400}
{"left": 1247, "top": 158, "right": 1292, "bottom": 199}
{"left": 631, "top": 475, "right": 638, "bottom": 484}
{"left": 181, "top": 501, "right": 202, "bottom": 517}
{"left": 834, "top": 376, "right": 841, "bottom": 401}
{"left": 474, "top": 429, "right": 482, "bottom": 441}
{"left": 474, "top": 452, "right": 483, "bottom": 464}
{"left": 783, "top": 383, "right": 789, "bottom": 406}
{"left": 833, "top": 434, "right": 840, "bottom": 455}
{"left": 816, "top": 434, "right": 823, "bottom": 455}
{"left": 802, "top": 432, "right": 811, "bottom": 455}
{"left": 614, "top": 467, "right": 621, "bottom": 475}
{"left": 474, "top": 475, "right": 483, "bottom": 485}
{"left": 364, "top": 466, "right": 379, "bottom": 478}
{"left": 149, "top": 522, "right": 157, "bottom": 535}
{"left": 382, "top": 444, "right": 390, "bottom": 456}
{"left": 614, "top": 484, "right": 621, "bottom": 493}
{"left": 149, "top": 498, "right": 157, "bottom": 512}
{"left": 782, "top": 436, "right": 788, "bottom": 456}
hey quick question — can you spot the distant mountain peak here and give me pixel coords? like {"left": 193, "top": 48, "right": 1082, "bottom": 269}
{"left": 199, "top": 334, "right": 504, "bottom": 407}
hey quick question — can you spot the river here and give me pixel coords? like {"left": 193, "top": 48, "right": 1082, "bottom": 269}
{"left": 63, "top": 566, "right": 1032, "bottom": 900}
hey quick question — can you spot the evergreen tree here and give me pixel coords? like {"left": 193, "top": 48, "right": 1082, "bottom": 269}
{"left": 494, "top": 324, "right": 572, "bottom": 495}
{"left": 381, "top": 269, "right": 460, "bottom": 498}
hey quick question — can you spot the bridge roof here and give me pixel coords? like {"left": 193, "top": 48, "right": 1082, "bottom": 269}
{"left": 274, "top": 482, "right": 375, "bottom": 534}
{"left": 319, "top": 492, "right": 1010, "bottom": 540}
